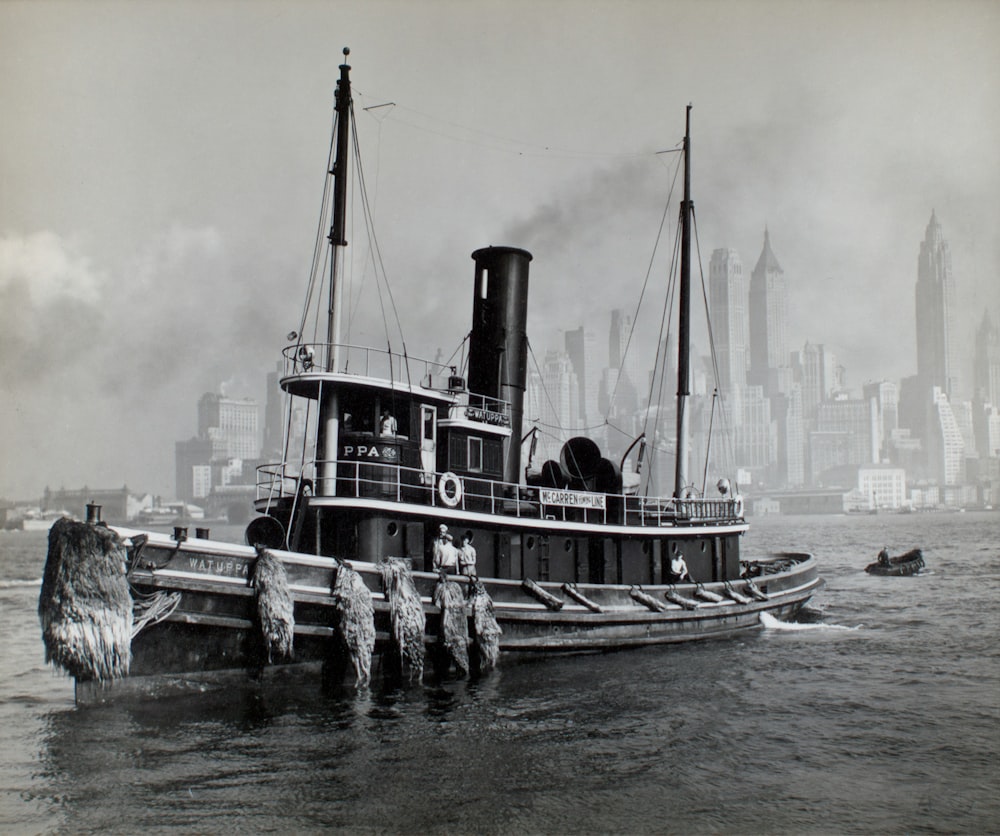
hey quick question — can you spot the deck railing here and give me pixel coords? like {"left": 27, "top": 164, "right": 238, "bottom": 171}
{"left": 256, "top": 459, "right": 742, "bottom": 526}
{"left": 281, "top": 342, "right": 452, "bottom": 383}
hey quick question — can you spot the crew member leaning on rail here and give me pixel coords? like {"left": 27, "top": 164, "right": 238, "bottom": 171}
{"left": 433, "top": 525, "right": 459, "bottom": 573}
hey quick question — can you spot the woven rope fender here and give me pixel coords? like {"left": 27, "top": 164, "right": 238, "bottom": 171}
{"left": 331, "top": 560, "right": 375, "bottom": 687}
{"left": 694, "top": 584, "right": 725, "bottom": 603}
{"left": 629, "top": 585, "right": 667, "bottom": 613}
{"left": 561, "top": 582, "right": 602, "bottom": 613}
{"left": 664, "top": 586, "right": 699, "bottom": 610}
{"left": 522, "top": 577, "right": 564, "bottom": 610}
{"left": 468, "top": 579, "right": 502, "bottom": 672}
{"left": 378, "top": 558, "right": 426, "bottom": 680}
{"left": 723, "top": 581, "right": 753, "bottom": 605}
{"left": 253, "top": 549, "right": 295, "bottom": 664}
{"left": 743, "top": 577, "right": 770, "bottom": 601}
{"left": 39, "top": 517, "right": 133, "bottom": 681}
{"left": 433, "top": 577, "right": 470, "bottom": 675}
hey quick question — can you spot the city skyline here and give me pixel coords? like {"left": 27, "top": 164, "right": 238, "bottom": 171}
{"left": 2, "top": 0, "right": 998, "bottom": 499}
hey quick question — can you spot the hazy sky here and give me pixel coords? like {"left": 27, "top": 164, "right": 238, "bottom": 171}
{"left": 2, "top": 0, "right": 998, "bottom": 500}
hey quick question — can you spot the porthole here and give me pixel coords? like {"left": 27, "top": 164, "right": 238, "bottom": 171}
{"left": 671, "top": 542, "right": 679, "bottom": 555}
{"left": 642, "top": 541, "right": 650, "bottom": 554}
{"left": 564, "top": 539, "right": 573, "bottom": 552}
{"left": 386, "top": 522, "right": 398, "bottom": 537}
{"left": 700, "top": 541, "right": 706, "bottom": 552}
{"left": 526, "top": 536, "right": 536, "bottom": 550}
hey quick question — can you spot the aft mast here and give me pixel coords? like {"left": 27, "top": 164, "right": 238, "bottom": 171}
{"left": 318, "top": 47, "right": 352, "bottom": 496}
{"left": 674, "top": 105, "right": 692, "bottom": 498}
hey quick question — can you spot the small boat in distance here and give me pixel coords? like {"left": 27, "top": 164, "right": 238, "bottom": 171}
{"left": 865, "top": 548, "right": 925, "bottom": 577}
{"left": 40, "top": 49, "right": 822, "bottom": 703}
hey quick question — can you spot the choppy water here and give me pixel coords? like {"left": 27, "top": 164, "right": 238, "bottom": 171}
{"left": 2, "top": 513, "right": 997, "bottom": 834}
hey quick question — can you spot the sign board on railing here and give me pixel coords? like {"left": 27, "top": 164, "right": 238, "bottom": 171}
{"left": 465, "top": 407, "right": 510, "bottom": 427}
{"left": 539, "top": 489, "right": 607, "bottom": 510}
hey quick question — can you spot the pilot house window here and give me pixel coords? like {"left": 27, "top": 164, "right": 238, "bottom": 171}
{"left": 468, "top": 437, "right": 483, "bottom": 472}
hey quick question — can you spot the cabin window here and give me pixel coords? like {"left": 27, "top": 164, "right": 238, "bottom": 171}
{"left": 449, "top": 435, "right": 467, "bottom": 470}
{"left": 484, "top": 439, "right": 503, "bottom": 474}
{"left": 376, "top": 397, "right": 409, "bottom": 438}
{"left": 468, "top": 437, "right": 483, "bottom": 472}
{"left": 340, "top": 391, "right": 377, "bottom": 434}
{"left": 421, "top": 406, "right": 436, "bottom": 443}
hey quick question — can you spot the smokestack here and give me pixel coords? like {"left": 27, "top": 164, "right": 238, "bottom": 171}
{"left": 467, "top": 246, "right": 533, "bottom": 485}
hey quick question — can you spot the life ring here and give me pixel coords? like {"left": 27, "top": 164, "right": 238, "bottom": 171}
{"left": 438, "top": 472, "right": 463, "bottom": 507}
{"left": 733, "top": 495, "right": 744, "bottom": 518}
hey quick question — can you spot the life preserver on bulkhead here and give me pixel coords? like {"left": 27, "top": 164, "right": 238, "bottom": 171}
{"left": 438, "top": 472, "right": 463, "bottom": 507}
{"left": 733, "top": 495, "right": 744, "bottom": 518}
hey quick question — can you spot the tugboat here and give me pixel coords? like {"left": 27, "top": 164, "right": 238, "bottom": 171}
{"left": 40, "top": 50, "right": 822, "bottom": 702}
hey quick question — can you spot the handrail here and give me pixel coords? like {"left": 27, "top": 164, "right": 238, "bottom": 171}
{"left": 282, "top": 342, "right": 450, "bottom": 381}
{"left": 255, "top": 459, "right": 743, "bottom": 526}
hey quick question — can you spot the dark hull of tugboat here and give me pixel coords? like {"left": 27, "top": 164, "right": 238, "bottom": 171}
{"left": 68, "top": 522, "right": 821, "bottom": 704}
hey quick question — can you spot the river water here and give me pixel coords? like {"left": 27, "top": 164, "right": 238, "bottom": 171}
{"left": 1, "top": 512, "right": 997, "bottom": 834}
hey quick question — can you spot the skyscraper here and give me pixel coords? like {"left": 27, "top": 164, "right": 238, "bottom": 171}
{"left": 564, "top": 326, "right": 602, "bottom": 427}
{"left": 709, "top": 248, "right": 748, "bottom": 390}
{"left": 792, "top": 342, "right": 837, "bottom": 426}
{"left": 862, "top": 380, "right": 899, "bottom": 461}
{"left": 973, "top": 310, "right": 1000, "bottom": 407}
{"left": 915, "top": 211, "right": 958, "bottom": 399}
{"left": 748, "top": 228, "right": 788, "bottom": 389}
{"left": 606, "top": 309, "right": 642, "bottom": 419}
{"left": 928, "top": 386, "right": 964, "bottom": 485}
{"left": 197, "top": 393, "right": 261, "bottom": 460}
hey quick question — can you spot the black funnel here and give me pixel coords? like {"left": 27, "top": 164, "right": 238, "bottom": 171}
{"left": 468, "top": 246, "right": 533, "bottom": 485}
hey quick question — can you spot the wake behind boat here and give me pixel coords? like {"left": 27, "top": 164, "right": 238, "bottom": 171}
{"left": 39, "top": 49, "right": 822, "bottom": 703}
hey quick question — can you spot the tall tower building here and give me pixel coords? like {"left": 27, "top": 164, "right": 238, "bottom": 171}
{"left": 606, "top": 309, "right": 642, "bottom": 418}
{"left": 928, "top": 387, "right": 964, "bottom": 485}
{"left": 748, "top": 228, "right": 788, "bottom": 389}
{"left": 709, "top": 248, "right": 748, "bottom": 390}
{"left": 915, "top": 211, "right": 958, "bottom": 399}
{"left": 973, "top": 310, "right": 1000, "bottom": 406}
{"left": 565, "top": 326, "right": 602, "bottom": 427}
{"left": 792, "top": 342, "right": 837, "bottom": 426}
{"left": 862, "top": 380, "right": 899, "bottom": 461}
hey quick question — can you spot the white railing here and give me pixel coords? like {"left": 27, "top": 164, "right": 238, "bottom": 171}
{"left": 256, "top": 459, "right": 742, "bottom": 526}
{"left": 281, "top": 342, "right": 451, "bottom": 383}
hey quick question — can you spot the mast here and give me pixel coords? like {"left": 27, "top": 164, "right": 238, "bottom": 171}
{"left": 317, "top": 47, "right": 351, "bottom": 496}
{"left": 327, "top": 47, "right": 352, "bottom": 372}
{"left": 674, "top": 105, "right": 692, "bottom": 498}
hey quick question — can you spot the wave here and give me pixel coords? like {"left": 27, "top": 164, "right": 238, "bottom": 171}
{"left": 0, "top": 578, "right": 42, "bottom": 589}
{"left": 759, "top": 612, "right": 861, "bottom": 632}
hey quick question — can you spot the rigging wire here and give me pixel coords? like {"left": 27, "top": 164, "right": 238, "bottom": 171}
{"left": 350, "top": 101, "right": 413, "bottom": 391}
{"left": 297, "top": 111, "right": 339, "bottom": 343}
{"left": 691, "top": 208, "right": 738, "bottom": 478}
{"left": 354, "top": 91, "right": 659, "bottom": 160}
{"left": 643, "top": 220, "right": 683, "bottom": 497}
{"left": 606, "top": 149, "right": 683, "bottom": 422}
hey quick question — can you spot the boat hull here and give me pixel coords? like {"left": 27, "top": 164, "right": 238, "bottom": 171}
{"left": 57, "top": 526, "right": 821, "bottom": 702}
{"left": 864, "top": 549, "right": 925, "bottom": 576}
